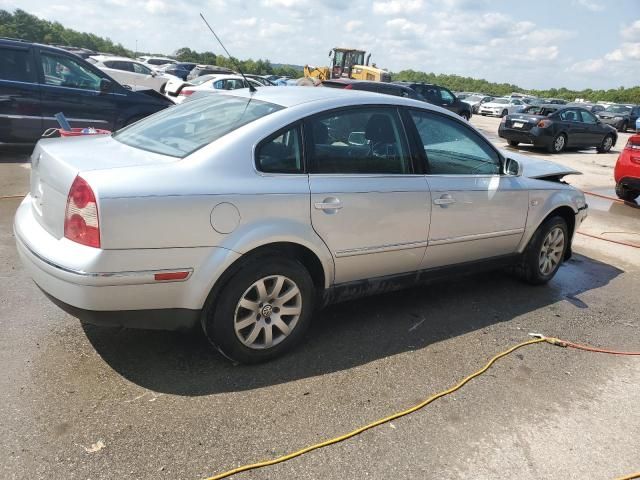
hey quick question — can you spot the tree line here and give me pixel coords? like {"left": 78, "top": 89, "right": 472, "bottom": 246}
{"left": 2, "top": 9, "right": 638, "bottom": 103}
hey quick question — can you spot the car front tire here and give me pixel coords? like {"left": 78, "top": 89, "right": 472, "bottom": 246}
{"left": 517, "top": 216, "right": 568, "bottom": 285}
{"left": 203, "top": 256, "right": 315, "bottom": 364}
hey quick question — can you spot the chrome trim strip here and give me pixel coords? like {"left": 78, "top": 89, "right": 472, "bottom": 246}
{"left": 429, "top": 228, "right": 525, "bottom": 246}
{"left": 16, "top": 231, "right": 192, "bottom": 286}
{"left": 0, "top": 114, "right": 109, "bottom": 124}
{"left": 335, "top": 240, "right": 428, "bottom": 258}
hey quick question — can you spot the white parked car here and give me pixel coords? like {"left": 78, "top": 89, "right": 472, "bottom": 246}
{"left": 170, "top": 74, "right": 264, "bottom": 104}
{"left": 88, "top": 56, "right": 179, "bottom": 93}
{"left": 136, "top": 56, "right": 177, "bottom": 72}
{"left": 479, "top": 97, "right": 526, "bottom": 117}
{"left": 15, "top": 87, "right": 588, "bottom": 363}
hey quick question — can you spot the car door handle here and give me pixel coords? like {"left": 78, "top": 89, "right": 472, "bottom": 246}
{"left": 315, "top": 198, "right": 343, "bottom": 211}
{"left": 433, "top": 194, "right": 456, "bottom": 206}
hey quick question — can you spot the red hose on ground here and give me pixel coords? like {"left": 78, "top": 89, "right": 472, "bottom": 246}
{"left": 577, "top": 231, "right": 640, "bottom": 249}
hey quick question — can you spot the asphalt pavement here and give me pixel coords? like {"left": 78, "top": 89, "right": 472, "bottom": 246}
{"left": 1, "top": 121, "right": 639, "bottom": 480}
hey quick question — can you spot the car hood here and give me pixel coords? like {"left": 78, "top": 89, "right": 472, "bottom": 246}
{"left": 499, "top": 150, "right": 582, "bottom": 179}
{"left": 482, "top": 102, "right": 509, "bottom": 108}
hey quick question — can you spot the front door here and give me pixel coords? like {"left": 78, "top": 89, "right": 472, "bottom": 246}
{"left": 306, "top": 107, "right": 431, "bottom": 284}
{"left": 36, "top": 49, "right": 117, "bottom": 132}
{"left": 406, "top": 109, "right": 529, "bottom": 269}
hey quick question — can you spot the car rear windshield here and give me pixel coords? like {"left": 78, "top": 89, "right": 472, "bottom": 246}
{"left": 113, "top": 95, "right": 283, "bottom": 158}
{"left": 523, "top": 106, "right": 557, "bottom": 116}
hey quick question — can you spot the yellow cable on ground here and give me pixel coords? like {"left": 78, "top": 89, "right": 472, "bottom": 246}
{"left": 615, "top": 473, "right": 640, "bottom": 480}
{"left": 204, "top": 337, "right": 547, "bottom": 480}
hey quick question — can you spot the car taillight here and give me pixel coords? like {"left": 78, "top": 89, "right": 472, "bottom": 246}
{"left": 64, "top": 176, "right": 100, "bottom": 248}
{"left": 537, "top": 119, "right": 552, "bottom": 128}
{"left": 344, "top": 84, "right": 353, "bottom": 90}
{"left": 179, "top": 89, "right": 194, "bottom": 96}
{"left": 625, "top": 139, "right": 640, "bottom": 151}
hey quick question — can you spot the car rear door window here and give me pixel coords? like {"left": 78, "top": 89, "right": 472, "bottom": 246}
{"left": 307, "top": 108, "right": 412, "bottom": 174}
{"left": 0, "top": 47, "right": 36, "bottom": 82}
{"left": 256, "top": 125, "right": 303, "bottom": 174}
{"left": 40, "top": 51, "right": 102, "bottom": 91}
{"left": 409, "top": 109, "right": 500, "bottom": 175}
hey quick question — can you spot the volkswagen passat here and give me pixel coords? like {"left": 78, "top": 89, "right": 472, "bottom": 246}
{"left": 15, "top": 88, "right": 588, "bottom": 363}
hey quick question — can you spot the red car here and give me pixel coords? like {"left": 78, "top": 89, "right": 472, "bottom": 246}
{"left": 614, "top": 134, "right": 640, "bottom": 201}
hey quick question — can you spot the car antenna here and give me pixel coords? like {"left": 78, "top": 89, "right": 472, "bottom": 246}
{"left": 199, "top": 13, "right": 257, "bottom": 93}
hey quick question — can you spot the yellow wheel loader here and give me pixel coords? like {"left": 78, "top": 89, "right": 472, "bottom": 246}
{"left": 304, "top": 48, "right": 390, "bottom": 82}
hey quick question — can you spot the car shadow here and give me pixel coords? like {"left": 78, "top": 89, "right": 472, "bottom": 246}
{"left": 82, "top": 253, "right": 622, "bottom": 396}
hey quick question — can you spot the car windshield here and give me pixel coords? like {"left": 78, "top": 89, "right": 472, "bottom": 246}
{"left": 492, "top": 98, "right": 508, "bottom": 104}
{"left": 113, "top": 95, "right": 283, "bottom": 158}
{"left": 604, "top": 105, "right": 631, "bottom": 114}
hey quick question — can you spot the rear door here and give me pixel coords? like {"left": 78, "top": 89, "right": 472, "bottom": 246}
{"left": 407, "top": 109, "right": 529, "bottom": 268}
{"left": 36, "top": 49, "right": 118, "bottom": 131}
{"left": 306, "top": 106, "right": 431, "bottom": 284}
{"left": 0, "top": 43, "right": 42, "bottom": 143}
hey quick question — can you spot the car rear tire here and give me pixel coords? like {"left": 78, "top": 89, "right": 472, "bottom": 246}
{"left": 508, "top": 140, "right": 519, "bottom": 147}
{"left": 203, "top": 256, "right": 315, "bottom": 364}
{"left": 596, "top": 134, "right": 614, "bottom": 153}
{"left": 615, "top": 183, "right": 640, "bottom": 202}
{"left": 517, "top": 216, "right": 568, "bottom": 285}
{"left": 501, "top": 109, "right": 508, "bottom": 117}
{"left": 548, "top": 133, "right": 566, "bottom": 153}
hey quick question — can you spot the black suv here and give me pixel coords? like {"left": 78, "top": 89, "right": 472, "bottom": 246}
{"left": 322, "top": 78, "right": 426, "bottom": 100}
{"left": 0, "top": 38, "right": 174, "bottom": 144}
{"left": 392, "top": 82, "right": 472, "bottom": 119}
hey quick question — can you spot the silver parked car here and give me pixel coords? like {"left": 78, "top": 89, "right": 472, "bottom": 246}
{"left": 15, "top": 87, "right": 588, "bottom": 363}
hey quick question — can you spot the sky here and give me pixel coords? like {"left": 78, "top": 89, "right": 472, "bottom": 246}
{"left": 2, "top": 0, "right": 639, "bottom": 90}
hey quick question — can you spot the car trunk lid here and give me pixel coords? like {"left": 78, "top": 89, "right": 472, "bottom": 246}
{"left": 505, "top": 113, "right": 545, "bottom": 131}
{"left": 30, "top": 135, "right": 175, "bottom": 239}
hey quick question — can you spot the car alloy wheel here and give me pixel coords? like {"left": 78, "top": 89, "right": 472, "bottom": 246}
{"left": 553, "top": 134, "right": 565, "bottom": 153}
{"left": 538, "top": 227, "right": 565, "bottom": 276}
{"left": 602, "top": 135, "right": 613, "bottom": 152}
{"left": 233, "top": 275, "right": 302, "bottom": 350}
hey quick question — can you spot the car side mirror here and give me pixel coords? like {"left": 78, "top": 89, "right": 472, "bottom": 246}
{"left": 504, "top": 157, "right": 523, "bottom": 176}
{"left": 348, "top": 131, "right": 367, "bottom": 146}
{"left": 99, "top": 78, "right": 113, "bottom": 93}
{"left": 151, "top": 71, "right": 157, "bottom": 77}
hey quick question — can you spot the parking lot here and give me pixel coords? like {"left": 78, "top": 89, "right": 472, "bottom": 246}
{"left": 1, "top": 114, "right": 639, "bottom": 479}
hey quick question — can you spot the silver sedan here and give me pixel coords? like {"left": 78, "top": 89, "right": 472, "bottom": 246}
{"left": 14, "top": 87, "right": 588, "bottom": 363}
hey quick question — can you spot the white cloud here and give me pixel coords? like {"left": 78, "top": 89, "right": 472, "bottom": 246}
{"left": 385, "top": 18, "right": 426, "bottom": 37}
{"left": 622, "top": 20, "right": 640, "bottom": 42}
{"left": 144, "top": 0, "right": 168, "bottom": 14}
{"left": 573, "top": 0, "right": 604, "bottom": 11}
{"left": 345, "top": 20, "right": 363, "bottom": 32}
{"left": 605, "top": 42, "right": 640, "bottom": 62}
{"left": 232, "top": 17, "right": 257, "bottom": 27}
{"left": 567, "top": 58, "right": 605, "bottom": 73}
{"left": 527, "top": 45, "right": 559, "bottom": 60}
{"left": 373, "top": 0, "right": 423, "bottom": 15}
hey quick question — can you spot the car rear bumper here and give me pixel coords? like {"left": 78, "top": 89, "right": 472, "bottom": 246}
{"left": 14, "top": 195, "right": 240, "bottom": 329}
{"left": 498, "top": 125, "right": 552, "bottom": 147}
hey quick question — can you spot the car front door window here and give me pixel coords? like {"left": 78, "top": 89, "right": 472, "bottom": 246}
{"left": 409, "top": 110, "right": 500, "bottom": 175}
{"left": 132, "top": 63, "right": 152, "bottom": 75}
{"left": 40, "top": 52, "right": 102, "bottom": 91}
{"left": 438, "top": 88, "right": 455, "bottom": 105}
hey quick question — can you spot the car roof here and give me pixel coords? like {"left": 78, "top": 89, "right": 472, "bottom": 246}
{"left": 91, "top": 55, "right": 139, "bottom": 62}
{"left": 217, "top": 85, "right": 436, "bottom": 109}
